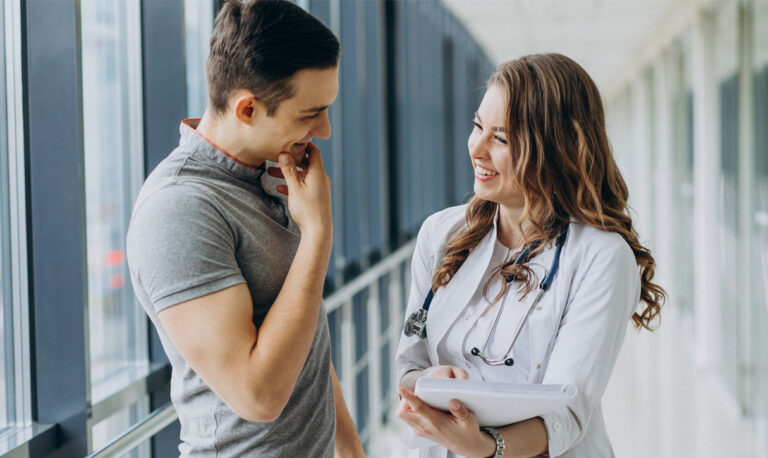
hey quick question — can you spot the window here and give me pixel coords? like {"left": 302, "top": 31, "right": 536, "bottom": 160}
{"left": 752, "top": 0, "right": 768, "bottom": 419}
{"left": 0, "top": 0, "right": 29, "bottom": 433}
{"left": 0, "top": 1, "right": 10, "bottom": 431}
{"left": 670, "top": 42, "right": 695, "bottom": 320}
{"left": 714, "top": 0, "right": 740, "bottom": 401}
{"left": 91, "top": 397, "right": 150, "bottom": 456}
{"left": 80, "top": 0, "right": 148, "bottom": 450}
{"left": 184, "top": 0, "right": 213, "bottom": 118}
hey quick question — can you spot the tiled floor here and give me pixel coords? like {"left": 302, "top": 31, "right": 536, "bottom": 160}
{"left": 370, "top": 309, "right": 768, "bottom": 457}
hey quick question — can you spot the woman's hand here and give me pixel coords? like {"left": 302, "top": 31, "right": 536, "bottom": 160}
{"left": 419, "top": 365, "right": 469, "bottom": 381}
{"left": 400, "top": 365, "right": 469, "bottom": 392}
{"left": 397, "top": 387, "right": 496, "bottom": 458}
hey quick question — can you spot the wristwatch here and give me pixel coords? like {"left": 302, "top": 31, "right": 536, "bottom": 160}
{"left": 480, "top": 426, "right": 505, "bottom": 458}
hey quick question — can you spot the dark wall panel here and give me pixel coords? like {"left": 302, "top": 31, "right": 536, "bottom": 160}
{"left": 23, "top": 1, "right": 88, "bottom": 455}
{"left": 142, "top": 0, "right": 188, "bottom": 175}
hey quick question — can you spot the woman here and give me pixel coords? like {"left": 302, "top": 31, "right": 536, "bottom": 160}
{"left": 395, "top": 53, "right": 665, "bottom": 458}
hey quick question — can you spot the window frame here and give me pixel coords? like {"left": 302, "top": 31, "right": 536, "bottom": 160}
{"left": 1, "top": 0, "right": 31, "bottom": 435}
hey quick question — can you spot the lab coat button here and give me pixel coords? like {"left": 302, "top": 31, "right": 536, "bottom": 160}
{"left": 536, "top": 306, "right": 542, "bottom": 311}
{"left": 536, "top": 364, "right": 541, "bottom": 370}
{"left": 553, "top": 422, "right": 561, "bottom": 432}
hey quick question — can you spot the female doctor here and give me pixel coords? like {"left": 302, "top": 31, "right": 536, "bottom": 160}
{"left": 395, "top": 53, "right": 666, "bottom": 458}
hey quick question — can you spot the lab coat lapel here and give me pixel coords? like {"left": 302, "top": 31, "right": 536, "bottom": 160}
{"left": 427, "top": 226, "right": 497, "bottom": 364}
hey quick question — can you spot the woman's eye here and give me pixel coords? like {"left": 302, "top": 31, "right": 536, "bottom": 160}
{"left": 472, "top": 121, "right": 483, "bottom": 131}
{"left": 494, "top": 136, "right": 508, "bottom": 145}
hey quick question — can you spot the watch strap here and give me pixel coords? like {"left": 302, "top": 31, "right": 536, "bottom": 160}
{"left": 480, "top": 426, "right": 505, "bottom": 458}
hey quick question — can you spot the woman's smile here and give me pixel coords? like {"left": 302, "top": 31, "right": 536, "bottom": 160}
{"left": 474, "top": 162, "right": 500, "bottom": 182}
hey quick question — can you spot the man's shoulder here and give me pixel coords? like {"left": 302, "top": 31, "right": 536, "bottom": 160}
{"left": 132, "top": 176, "right": 216, "bottom": 220}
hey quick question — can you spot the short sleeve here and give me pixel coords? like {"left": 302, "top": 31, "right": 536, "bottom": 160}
{"left": 126, "top": 184, "right": 245, "bottom": 312}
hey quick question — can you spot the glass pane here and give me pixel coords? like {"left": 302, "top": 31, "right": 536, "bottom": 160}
{"left": 184, "top": 0, "right": 213, "bottom": 118}
{"left": 400, "top": 261, "right": 409, "bottom": 315}
{"left": 753, "top": 0, "right": 768, "bottom": 418}
{"left": 380, "top": 341, "right": 391, "bottom": 403}
{"left": 327, "top": 308, "right": 342, "bottom": 377}
{"left": 671, "top": 44, "right": 695, "bottom": 318}
{"left": 353, "top": 290, "right": 369, "bottom": 362}
{"left": 355, "top": 366, "right": 369, "bottom": 434}
{"left": 378, "top": 274, "right": 390, "bottom": 334}
{"left": 91, "top": 397, "right": 150, "bottom": 457}
{"left": 80, "top": 0, "right": 147, "bottom": 386}
{"left": 364, "top": 0, "right": 385, "bottom": 255}
{"left": 714, "top": 0, "right": 740, "bottom": 400}
{"left": 0, "top": 0, "right": 9, "bottom": 429}
{"left": 340, "top": 0, "right": 364, "bottom": 267}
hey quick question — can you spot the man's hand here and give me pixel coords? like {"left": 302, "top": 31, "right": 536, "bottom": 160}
{"left": 275, "top": 143, "right": 332, "bottom": 240}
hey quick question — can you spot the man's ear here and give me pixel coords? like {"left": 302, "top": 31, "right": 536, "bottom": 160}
{"left": 232, "top": 92, "right": 267, "bottom": 125}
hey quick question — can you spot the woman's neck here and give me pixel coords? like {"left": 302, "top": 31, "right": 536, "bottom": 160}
{"left": 496, "top": 204, "right": 529, "bottom": 250}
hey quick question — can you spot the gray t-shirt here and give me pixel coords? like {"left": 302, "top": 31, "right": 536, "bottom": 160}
{"left": 126, "top": 119, "right": 335, "bottom": 457}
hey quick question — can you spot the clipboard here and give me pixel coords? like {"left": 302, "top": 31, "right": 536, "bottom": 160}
{"left": 414, "top": 378, "right": 577, "bottom": 427}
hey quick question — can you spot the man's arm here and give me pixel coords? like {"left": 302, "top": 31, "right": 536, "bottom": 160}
{"left": 330, "top": 362, "right": 365, "bottom": 458}
{"left": 158, "top": 147, "right": 333, "bottom": 422}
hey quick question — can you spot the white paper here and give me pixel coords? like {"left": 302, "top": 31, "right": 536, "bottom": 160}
{"left": 414, "top": 378, "right": 577, "bottom": 428}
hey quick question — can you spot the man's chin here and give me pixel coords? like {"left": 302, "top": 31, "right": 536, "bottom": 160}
{"left": 272, "top": 150, "right": 307, "bottom": 167}
{"left": 287, "top": 144, "right": 309, "bottom": 164}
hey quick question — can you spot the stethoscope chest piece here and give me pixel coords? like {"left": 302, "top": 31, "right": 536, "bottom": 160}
{"left": 404, "top": 309, "right": 428, "bottom": 338}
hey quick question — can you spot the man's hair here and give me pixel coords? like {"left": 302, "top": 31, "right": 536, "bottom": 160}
{"left": 207, "top": 0, "right": 340, "bottom": 117}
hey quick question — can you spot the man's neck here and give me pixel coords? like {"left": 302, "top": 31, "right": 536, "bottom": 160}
{"left": 196, "top": 112, "right": 266, "bottom": 168}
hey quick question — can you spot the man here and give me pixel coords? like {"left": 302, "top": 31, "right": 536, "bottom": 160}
{"left": 126, "top": 1, "right": 364, "bottom": 456}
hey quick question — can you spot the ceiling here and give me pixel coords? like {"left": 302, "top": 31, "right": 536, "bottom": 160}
{"left": 440, "top": 0, "right": 696, "bottom": 99}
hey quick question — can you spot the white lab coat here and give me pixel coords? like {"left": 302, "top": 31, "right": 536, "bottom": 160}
{"left": 396, "top": 205, "right": 641, "bottom": 458}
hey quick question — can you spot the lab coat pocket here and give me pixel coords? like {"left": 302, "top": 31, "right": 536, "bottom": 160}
{"left": 526, "top": 298, "right": 562, "bottom": 382}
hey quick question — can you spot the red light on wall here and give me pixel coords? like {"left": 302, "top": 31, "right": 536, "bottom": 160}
{"left": 105, "top": 250, "right": 125, "bottom": 266}
{"left": 109, "top": 273, "right": 125, "bottom": 290}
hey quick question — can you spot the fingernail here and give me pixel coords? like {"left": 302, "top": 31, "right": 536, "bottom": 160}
{"left": 450, "top": 400, "right": 459, "bottom": 410}
{"left": 278, "top": 153, "right": 289, "bottom": 165}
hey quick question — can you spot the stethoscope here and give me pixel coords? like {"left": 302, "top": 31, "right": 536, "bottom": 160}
{"left": 403, "top": 224, "right": 568, "bottom": 367}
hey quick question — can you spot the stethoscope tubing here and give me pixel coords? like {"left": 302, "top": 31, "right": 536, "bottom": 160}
{"left": 403, "top": 224, "right": 569, "bottom": 367}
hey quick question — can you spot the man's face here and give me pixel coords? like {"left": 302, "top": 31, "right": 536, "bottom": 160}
{"left": 246, "top": 67, "right": 339, "bottom": 165}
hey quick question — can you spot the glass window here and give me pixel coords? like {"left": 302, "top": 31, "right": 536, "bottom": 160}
{"left": 91, "top": 397, "right": 150, "bottom": 457}
{"left": 752, "top": 0, "right": 768, "bottom": 419}
{"left": 184, "top": 0, "right": 213, "bottom": 118}
{"left": 713, "top": 0, "right": 740, "bottom": 401}
{"left": 1, "top": 0, "right": 29, "bottom": 432}
{"left": 80, "top": 0, "right": 148, "bottom": 403}
{"left": 0, "top": 1, "right": 9, "bottom": 430}
{"left": 353, "top": 290, "right": 368, "bottom": 362}
{"left": 671, "top": 41, "right": 695, "bottom": 320}
{"left": 340, "top": 0, "right": 365, "bottom": 269}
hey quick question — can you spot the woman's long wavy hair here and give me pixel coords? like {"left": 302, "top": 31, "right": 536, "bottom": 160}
{"left": 431, "top": 53, "right": 665, "bottom": 330}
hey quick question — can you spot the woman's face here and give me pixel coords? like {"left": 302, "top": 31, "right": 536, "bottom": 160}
{"left": 468, "top": 84, "right": 522, "bottom": 207}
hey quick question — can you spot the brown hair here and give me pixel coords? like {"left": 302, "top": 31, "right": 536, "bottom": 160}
{"left": 432, "top": 53, "right": 665, "bottom": 330}
{"left": 207, "top": 0, "right": 340, "bottom": 116}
